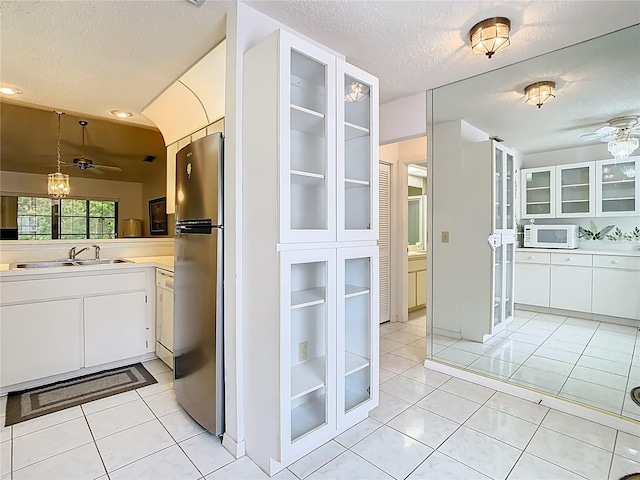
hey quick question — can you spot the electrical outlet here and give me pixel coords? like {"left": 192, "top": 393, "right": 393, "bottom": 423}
{"left": 298, "top": 341, "right": 308, "bottom": 362}
{"left": 442, "top": 231, "right": 450, "bottom": 243}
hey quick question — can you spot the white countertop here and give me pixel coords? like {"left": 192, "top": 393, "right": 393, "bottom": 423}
{"left": 0, "top": 255, "right": 174, "bottom": 277}
{"left": 516, "top": 247, "right": 640, "bottom": 257}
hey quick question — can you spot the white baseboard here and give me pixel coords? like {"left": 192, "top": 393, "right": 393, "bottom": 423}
{"left": 424, "top": 359, "right": 640, "bottom": 436}
{"left": 222, "top": 434, "right": 246, "bottom": 458}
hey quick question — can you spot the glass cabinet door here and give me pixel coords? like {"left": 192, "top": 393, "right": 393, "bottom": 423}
{"left": 522, "top": 167, "right": 555, "bottom": 218}
{"left": 494, "top": 146, "right": 504, "bottom": 231}
{"left": 556, "top": 162, "right": 594, "bottom": 217}
{"left": 493, "top": 244, "right": 504, "bottom": 328}
{"left": 596, "top": 158, "right": 639, "bottom": 216}
{"left": 337, "top": 62, "right": 379, "bottom": 241}
{"left": 282, "top": 249, "right": 336, "bottom": 447}
{"left": 337, "top": 246, "right": 378, "bottom": 429}
{"left": 282, "top": 38, "right": 336, "bottom": 243}
{"left": 505, "top": 151, "right": 515, "bottom": 229}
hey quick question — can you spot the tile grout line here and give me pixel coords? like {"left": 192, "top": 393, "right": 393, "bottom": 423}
{"left": 502, "top": 406, "right": 552, "bottom": 480}
{"left": 81, "top": 414, "right": 110, "bottom": 480}
{"left": 607, "top": 430, "right": 619, "bottom": 480}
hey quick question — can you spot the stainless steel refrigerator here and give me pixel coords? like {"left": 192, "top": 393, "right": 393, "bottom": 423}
{"left": 173, "top": 132, "right": 224, "bottom": 435}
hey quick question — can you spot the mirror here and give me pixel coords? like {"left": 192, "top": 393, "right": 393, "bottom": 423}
{"left": 408, "top": 163, "right": 427, "bottom": 251}
{"left": 428, "top": 25, "right": 640, "bottom": 421}
{"left": 0, "top": 103, "right": 168, "bottom": 239}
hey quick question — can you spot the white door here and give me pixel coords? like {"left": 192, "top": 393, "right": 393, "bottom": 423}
{"left": 378, "top": 162, "right": 391, "bottom": 323}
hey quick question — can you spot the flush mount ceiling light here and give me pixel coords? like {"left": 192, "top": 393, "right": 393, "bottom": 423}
{"left": 345, "top": 82, "right": 369, "bottom": 102}
{"left": 110, "top": 110, "right": 133, "bottom": 119}
{"left": 470, "top": 17, "right": 511, "bottom": 58}
{"left": 48, "top": 111, "right": 70, "bottom": 199}
{"left": 0, "top": 86, "right": 23, "bottom": 95}
{"left": 524, "top": 81, "right": 556, "bottom": 108}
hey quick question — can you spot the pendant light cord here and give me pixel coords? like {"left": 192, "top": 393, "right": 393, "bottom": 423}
{"left": 56, "top": 111, "right": 64, "bottom": 173}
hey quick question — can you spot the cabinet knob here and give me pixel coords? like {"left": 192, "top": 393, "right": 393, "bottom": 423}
{"left": 529, "top": 256, "right": 535, "bottom": 260}
{"left": 567, "top": 258, "right": 573, "bottom": 261}
{"left": 612, "top": 260, "right": 619, "bottom": 264}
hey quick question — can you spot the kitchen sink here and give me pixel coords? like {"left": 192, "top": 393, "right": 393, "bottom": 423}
{"left": 9, "top": 258, "right": 132, "bottom": 269}
{"left": 74, "top": 259, "right": 132, "bottom": 266}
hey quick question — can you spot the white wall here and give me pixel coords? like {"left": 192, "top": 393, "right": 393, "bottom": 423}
{"left": 0, "top": 171, "right": 143, "bottom": 237}
{"left": 523, "top": 143, "right": 609, "bottom": 168}
{"left": 380, "top": 92, "right": 426, "bottom": 145}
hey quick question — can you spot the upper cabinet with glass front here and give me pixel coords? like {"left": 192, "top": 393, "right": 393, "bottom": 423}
{"left": 595, "top": 157, "right": 639, "bottom": 216}
{"left": 521, "top": 166, "right": 556, "bottom": 219}
{"left": 337, "top": 62, "right": 379, "bottom": 241}
{"left": 555, "top": 162, "right": 595, "bottom": 218}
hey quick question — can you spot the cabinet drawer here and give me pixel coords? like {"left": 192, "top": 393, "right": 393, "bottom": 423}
{"left": 515, "top": 251, "right": 550, "bottom": 264}
{"left": 550, "top": 253, "right": 592, "bottom": 267}
{"left": 593, "top": 255, "right": 640, "bottom": 270}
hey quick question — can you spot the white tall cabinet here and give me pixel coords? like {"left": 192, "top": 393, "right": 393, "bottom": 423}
{"left": 242, "top": 29, "right": 379, "bottom": 475}
{"left": 457, "top": 140, "right": 516, "bottom": 342}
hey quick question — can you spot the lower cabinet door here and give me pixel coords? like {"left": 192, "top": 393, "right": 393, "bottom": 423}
{"left": 593, "top": 268, "right": 640, "bottom": 319}
{"left": 550, "top": 266, "right": 592, "bottom": 312}
{"left": 0, "top": 299, "right": 83, "bottom": 387}
{"left": 515, "top": 263, "right": 550, "bottom": 307}
{"left": 407, "top": 272, "right": 417, "bottom": 308}
{"left": 84, "top": 292, "right": 147, "bottom": 368}
{"left": 416, "top": 270, "right": 427, "bottom": 306}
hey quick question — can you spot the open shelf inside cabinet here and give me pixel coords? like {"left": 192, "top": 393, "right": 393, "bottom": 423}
{"left": 345, "top": 352, "right": 369, "bottom": 376}
{"left": 291, "top": 287, "right": 326, "bottom": 309}
{"left": 291, "top": 390, "right": 326, "bottom": 441}
{"left": 291, "top": 357, "right": 326, "bottom": 399}
{"left": 291, "top": 105, "right": 325, "bottom": 137}
{"left": 345, "top": 122, "right": 369, "bottom": 140}
{"left": 344, "top": 185, "right": 371, "bottom": 230}
{"left": 344, "top": 74, "right": 371, "bottom": 129}
{"left": 290, "top": 180, "right": 326, "bottom": 230}
{"left": 291, "top": 170, "right": 325, "bottom": 186}
{"left": 291, "top": 129, "right": 325, "bottom": 176}
{"left": 345, "top": 284, "right": 370, "bottom": 298}
{"left": 290, "top": 50, "right": 326, "bottom": 115}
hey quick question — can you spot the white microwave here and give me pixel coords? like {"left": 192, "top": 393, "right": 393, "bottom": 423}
{"left": 523, "top": 224, "right": 579, "bottom": 249}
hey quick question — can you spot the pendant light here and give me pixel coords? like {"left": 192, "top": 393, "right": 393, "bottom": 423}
{"left": 47, "top": 111, "right": 70, "bottom": 198}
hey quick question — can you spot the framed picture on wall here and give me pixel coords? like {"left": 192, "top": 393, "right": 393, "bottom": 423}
{"left": 148, "top": 197, "right": 168, "bottom": 235}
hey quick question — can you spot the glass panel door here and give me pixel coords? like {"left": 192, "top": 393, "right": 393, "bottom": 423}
{"left": 560, "top": 165, "right": 591, "bottom": 214}
{"left": 494, "top": 146, "right": 503, "bottom": 231}
{"left": 599, "top": 161, "right": 636, "bottom": 213}
{"left": 289, "top": 260, "right": 328, "bottom": 441}
{"left": 343, "top": 257, "right": 372, "bottom": 412}
{"left": 505, "top": 153, "right": 514, "bottom": 229}
{"left": 493, "top": 245, "right": 503, "bottom": 328}
{"left": 525, "top": 170, "right": 552, "bottom": 216}
{"left": 289, "top": 50, "right": 328, "bottom": 232}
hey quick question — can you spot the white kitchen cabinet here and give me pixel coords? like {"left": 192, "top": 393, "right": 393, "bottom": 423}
{"left": 337, "top": 61, "right": 379, "bottom": 241}
{"left": 242, "top": 29, "right": 379, "bottom": 475}
{"left": 592, "top": 255, "right": 640, "bottom": 319}
{"left": 521, "top": 166, "right": 556, "bottom": 219}
{"left": 0, "top": 299, "right": 83, "bottom": 386}
{"left": 555, "top": 162, "right": 595, "bottom": 217}
{"left": 514, "top": 252, "right": 551, "bottom": 307}
{"left": 337, "top": 246, "right": 378, "bottom": 429}
{"left": 84, "top": 292, "right": 147, "bottom": 368}
{"left": 595, "top": 157, "right": 640, "bottom": 217}
{"left": 550, "top": 253, "right": 592, "bottom": 312}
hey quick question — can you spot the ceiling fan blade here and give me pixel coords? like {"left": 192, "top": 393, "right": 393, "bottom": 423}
{"left": 580, "top": 132, "right": 604, "bottom": 141}
{"left": 88, "top": 167, "right": 103, "bottom": 175}
{"left": 595, "top": 126, "right": 616, "bottom": 135}
{"left": 92, "top": 165, "right": 122, "bottom": 172}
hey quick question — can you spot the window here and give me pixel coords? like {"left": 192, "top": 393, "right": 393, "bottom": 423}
{"left": 17, "top": 197, "right": 117, "bottom": 240}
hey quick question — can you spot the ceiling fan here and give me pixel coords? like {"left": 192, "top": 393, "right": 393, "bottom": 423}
{"left": 580, "top": 115, "right": 640, "bottom": 143}
{"left": 58, "top": 120, "right": 123, "bottom": 175}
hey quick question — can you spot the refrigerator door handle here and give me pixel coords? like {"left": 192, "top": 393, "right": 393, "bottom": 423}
{"left": 176, "top": 224, "right": 214, "bottom": 234}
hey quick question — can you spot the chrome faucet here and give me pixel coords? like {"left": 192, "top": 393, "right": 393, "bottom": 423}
{"left": 69, "top": 246, "right": 90, "bottom": 260}
{"left": 93, "top": 244, "right": 101, "bottom": 260}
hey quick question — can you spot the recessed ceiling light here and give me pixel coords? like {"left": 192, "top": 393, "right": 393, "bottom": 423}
{"left": 110, "top": 110, "right": 133, "bottom": 119}
{"left": 0, "top": 86, "right": 23, "bottom": 95}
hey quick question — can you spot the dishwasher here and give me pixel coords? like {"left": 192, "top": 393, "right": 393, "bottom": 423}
{"left": 155, "top": 268, "right": 174, "bottom": 369}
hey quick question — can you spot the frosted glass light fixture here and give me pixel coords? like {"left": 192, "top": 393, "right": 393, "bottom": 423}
{"left": 345, "top": 82, "right": 369, "bottom": 102}
{"left": 470, "top": 17, "right": 511, "bottom": 58}
{"left": 48, "top": 111, "right": 70, "bottom": 198}
{"left": 524, "top": 81, "right": 556, "bottom": 108}
{"left": 608, "top": 133, "right": 639, "bottom": 161}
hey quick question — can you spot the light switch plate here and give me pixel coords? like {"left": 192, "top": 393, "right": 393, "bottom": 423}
{"left": 442, "top": 231, "right": 450, "bottom": 243}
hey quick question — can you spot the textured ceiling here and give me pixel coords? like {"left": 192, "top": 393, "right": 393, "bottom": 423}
{"left": 245, "top": 0, "right": 640, "bottom": 103}
{"left": 432, "top": 25, "right": 640, "bottom": 155}
{"left": 0, "top": 0, "right": 232, "bottom": 127}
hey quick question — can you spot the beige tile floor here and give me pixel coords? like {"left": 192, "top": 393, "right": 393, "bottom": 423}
{"left": 1, "top": 318, "right": 639, "bottom": 479}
